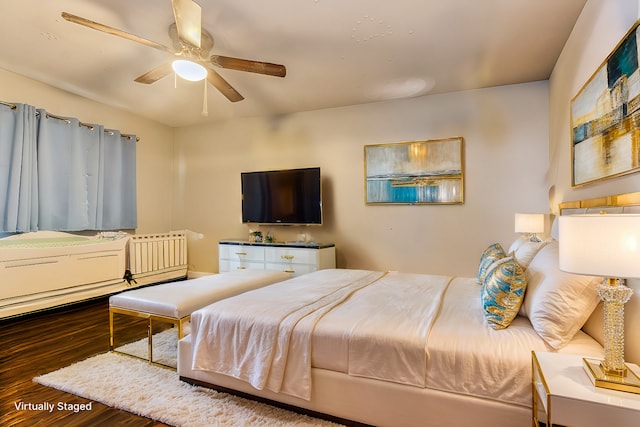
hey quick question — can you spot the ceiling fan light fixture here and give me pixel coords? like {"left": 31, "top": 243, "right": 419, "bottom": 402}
{"left": 172, "top": 59, "right": 207, "bottom": 81}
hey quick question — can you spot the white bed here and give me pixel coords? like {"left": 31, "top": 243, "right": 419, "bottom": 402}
{"left": 178, "top": 193, "right": 640, "bottom": 427}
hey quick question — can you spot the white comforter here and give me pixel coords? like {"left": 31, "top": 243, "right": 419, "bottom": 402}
{"left": 425, "top": 277, "right": 604, "bottom": 406}
{"left": 191, "top": 269, "right": 453, "bottom": 400}
{"left": 191, "top": 269, "right": 383, "bottom": 398}
{"left": 190, "top": 269, "right": 604, "bottom": 405}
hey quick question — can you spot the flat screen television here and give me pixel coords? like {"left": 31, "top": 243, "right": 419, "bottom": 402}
{"left": 241, "top": 167, "right": 322, "bottom": 225}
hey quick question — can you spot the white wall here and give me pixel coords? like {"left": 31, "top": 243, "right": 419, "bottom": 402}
{"left": 0, "top": 68, "right": 175, "bottom": 234}
{"left": 173, "top": 81, "right": 550, "bottom": 277}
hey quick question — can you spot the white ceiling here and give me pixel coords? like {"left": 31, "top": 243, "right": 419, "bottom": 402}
{"left": 0, "top": 0, "right": 586, "bottom": 127}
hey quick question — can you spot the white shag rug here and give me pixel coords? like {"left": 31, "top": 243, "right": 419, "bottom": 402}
{"left": 33, "top": 329, "right": 342, "bottom": 427}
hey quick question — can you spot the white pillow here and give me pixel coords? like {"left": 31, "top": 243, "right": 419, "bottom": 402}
{"left": 507, "top": 235, "right": 547, "bottom": 269}
{"left": 522, "top": 241, "right": 600, "bottom": 349}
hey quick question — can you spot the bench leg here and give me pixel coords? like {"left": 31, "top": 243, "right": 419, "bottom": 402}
{"left": 148, "top": 318, "right": 153, "bottom": 364}
{"left": 109, "top": 309, "right": 115, "bottom": 351}
{"left": 108, "top": 307, "right": 184, "bottom": 370}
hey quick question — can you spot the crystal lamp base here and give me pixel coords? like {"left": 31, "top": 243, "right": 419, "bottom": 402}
{"left": 583, "top": 278, "right": 640, "bottom": 394}
{"left": 583, "top": 358, "right": 640, "bottom": 394}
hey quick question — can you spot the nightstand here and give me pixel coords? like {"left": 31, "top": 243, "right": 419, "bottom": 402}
{"left": 532, "top": 351, "right": 640, "bottom": 427}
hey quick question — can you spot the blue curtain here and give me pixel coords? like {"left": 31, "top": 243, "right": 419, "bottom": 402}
{"left": 100, "top": 130, "right": 137, "bottom": 230}
{"left": 0, "top": 103, "right": 38, "bottom": 232}
{"left": 0, "top": 103, "right": 136, "bottom": 232}
{"left": 37, "top": 113, "right": 101, "bottom": 230}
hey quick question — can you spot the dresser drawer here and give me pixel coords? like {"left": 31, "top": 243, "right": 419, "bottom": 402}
{"left": 219, "top": 244, "right": 265, "bottom": 262}
{"left": 265, "top": 247, "right": 318, "bottom": 265}
{"left": 227, "top": 260, "right": 265, "bottom": 271}
{"left": 265, "top": 262, "right": 316, "bottom": 276}
{"left": 219, "top": 241, "right": 335, "bottom": 276}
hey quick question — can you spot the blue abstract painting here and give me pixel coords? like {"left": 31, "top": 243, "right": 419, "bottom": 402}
{"left": 365, "top": 137, "right": 464, "bottom": 204}
{"left": 571, "top": 20, "right": 640, "bottom": 186}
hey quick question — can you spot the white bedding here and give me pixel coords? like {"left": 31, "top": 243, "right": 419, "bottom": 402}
{"left": 425, "top": 277, "right": 603, "bottom": 406}
{"left": 315, "top": 271, "right": 453, "bottom": 387}
{"left": 189, "top": 268, "right": 604, "bottom": 406}
{"left": 191, "top": 269, "right": 386, "bottom": 399}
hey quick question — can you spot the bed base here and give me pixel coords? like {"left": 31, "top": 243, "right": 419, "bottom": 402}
{"left": 177, "top": 335, "right": 530, "bottom": 427}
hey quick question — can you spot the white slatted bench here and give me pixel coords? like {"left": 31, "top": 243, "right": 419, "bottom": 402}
{"left": 109, "top": 269, "right": 290, "bottom": 367}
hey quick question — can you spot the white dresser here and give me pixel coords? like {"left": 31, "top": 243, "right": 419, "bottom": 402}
{"left": 218, "top": 240, "right": 336, "bottom": 277}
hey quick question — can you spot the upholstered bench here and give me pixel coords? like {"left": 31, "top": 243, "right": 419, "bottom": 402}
{"left": 109, "top": 269, "right": 290, "bottom": 366}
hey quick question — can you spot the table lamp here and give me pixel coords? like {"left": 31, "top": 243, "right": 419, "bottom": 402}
{"left": 559, "top": 214, "right": 640, "bottom": 393}
{"left": 515, "top": 213, "right": 544, "bottom": 242}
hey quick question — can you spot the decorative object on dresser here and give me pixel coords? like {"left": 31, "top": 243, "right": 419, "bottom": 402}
{"left": 514, "top": 213, "right": 544, "bottom": 242}
{"left": 218, "top": 240, "right": 335, "bottom": 277}
{"left": 559, "top": 214, "right": 640, "bottom": 393}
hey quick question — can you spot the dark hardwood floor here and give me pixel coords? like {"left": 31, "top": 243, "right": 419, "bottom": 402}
{"left": 0, "top": 297, "right": 169, "bottom": 427}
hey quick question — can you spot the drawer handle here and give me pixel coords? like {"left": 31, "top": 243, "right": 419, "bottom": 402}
{"left": 236, "top": 266, "right": 247, "bottom": 270}
{"left": 284, "top": 269, "right": 295, "bottom": 273}
{"left": 236, "top": 252, "right": 248, "bottom": 256}
{"left": 281, "top": 255, "right": 294, "bottom": 260}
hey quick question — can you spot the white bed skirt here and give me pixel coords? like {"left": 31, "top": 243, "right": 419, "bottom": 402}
{"left": 178, "top": 334, "right": 530, "bottom": 427}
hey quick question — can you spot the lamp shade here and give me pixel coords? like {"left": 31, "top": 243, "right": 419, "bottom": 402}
{"left": 172, "top": 60, "right": 208, "bottom": 81}
{"left": 514, "top": 213, "right": 544, "bottom": 234}
{"left": 559, "top": 214, "right": 640, "bottom": 278}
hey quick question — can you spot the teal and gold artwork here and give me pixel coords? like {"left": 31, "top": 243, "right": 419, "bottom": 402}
{"left": 364, "top": 137, "right": 464, "bottom": 204}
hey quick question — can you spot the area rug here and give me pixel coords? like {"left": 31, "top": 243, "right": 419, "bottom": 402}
{"left": 34, "top": 329, "right": 341, "bottom": 427}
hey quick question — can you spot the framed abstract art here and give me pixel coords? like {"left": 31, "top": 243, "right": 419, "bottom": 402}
{"left": 571, "top": 20, "right": 640, "bottom": 187}
{"left": 364, "top": 137, "right": 464, "bottom": 204}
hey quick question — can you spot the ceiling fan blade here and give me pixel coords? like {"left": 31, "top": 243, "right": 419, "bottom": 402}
{"left": 61, "top": 12, "right": 174, "bottom": 55}
{"left": 206, "top": 68, "right": 244, "bottom": 102}
{"left": 134, "top": 63, "right": 173, "bottom": 84}
{"left": 210, "top": 55, "right": 287, "bottom": 77}
{"left": 171, "top": 0, "right": 202, "bottom": 48}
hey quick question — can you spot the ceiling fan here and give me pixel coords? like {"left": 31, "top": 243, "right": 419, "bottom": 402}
{"left": 61, "top": 0, "right": 286, "bottom": 103}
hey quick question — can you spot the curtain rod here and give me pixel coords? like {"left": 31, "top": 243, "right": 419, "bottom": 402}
{"left": 44, "top": 115, "right": 140, "bottom": 141}
{"left": 2, "top": 99, "right": 140, "bottom": 141}
{"left": 1, "top": 100, "right": 17, "bottom": 110}
{"left": 45, "top": 112, "right": 72, "bottom": 124}
{"left": 105, "top": 129, "right": 139, "bottom": 141}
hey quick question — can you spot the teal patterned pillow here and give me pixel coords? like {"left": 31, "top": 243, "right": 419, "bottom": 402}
{"left": 477, "top": 243, "right": 506, "bottom": 284}
{"left": 481, "top": 256, "right": 527, "bottom": 330}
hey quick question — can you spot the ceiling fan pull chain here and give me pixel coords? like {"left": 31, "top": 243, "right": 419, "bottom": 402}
{"left": 202, "top": 78, "right": 208, "bottom": 117}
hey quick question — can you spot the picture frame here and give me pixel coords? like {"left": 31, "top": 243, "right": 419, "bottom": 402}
{"left": 570, "top": 19, "right": 640, "bottom": 187}
{"left": 364, "top": 137, "right": 464, "bottom": 204}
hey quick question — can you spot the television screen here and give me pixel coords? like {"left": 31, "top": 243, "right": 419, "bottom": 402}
{"left": 241, "top": 167, "right": 322, "bottom": 225}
